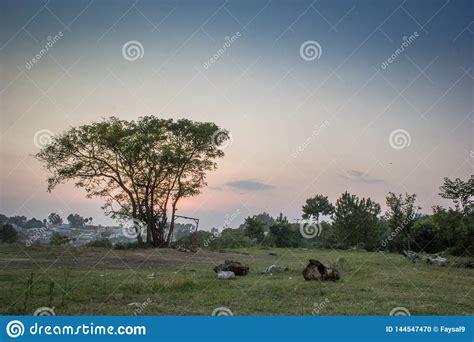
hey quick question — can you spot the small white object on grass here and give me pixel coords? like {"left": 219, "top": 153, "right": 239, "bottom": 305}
{"left": 217, "top": 271, "right": 235, "bottom": 279}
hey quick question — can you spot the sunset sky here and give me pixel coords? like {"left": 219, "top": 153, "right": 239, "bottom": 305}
{"left": 0, "top": 0, "right": 472, "bottom": 230}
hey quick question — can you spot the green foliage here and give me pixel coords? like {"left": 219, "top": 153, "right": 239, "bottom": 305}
{"left": 411, "top": 216, "right": 443, "bottom": 253}
{"left": 384, "top": 193, "right": 420, "bottom": 252}
{"left": 23, "top": 218, "right": 45, "bottom": 228}
{"left": 244, "top": 216, "right": 265, "bottom": 243}
{"left": 6, "top": 216, "right": 27, "bottom": 228}
{"left": 213, "top": 228, "right": 256, "bottom": 249}
{"left": 332, "top": 192, "right": 381, "bottom": 251}
{"left": 67, "top": 213, "right": 85, "bottom": 228}
{"left": 0, "top": 224, "right": 18, "bottom": 243}
{"left": 431, "top": 207, "right": 473, "bottom": 256}
{"left": 302, "top": 194, "right": 334, "bottom": 222}
{"left": 439, "top": 176, "right": 473, "bottom": 213}
{"left": 269, "top": 219, "right": 301, "bottom": 248}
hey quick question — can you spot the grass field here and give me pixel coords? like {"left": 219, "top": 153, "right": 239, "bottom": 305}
{"left": 0, "top": 244, "right": 472, "bottom": 316}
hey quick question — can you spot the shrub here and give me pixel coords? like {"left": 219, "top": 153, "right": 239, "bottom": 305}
{"left": 0, "top": 224, "right": 18, "bottom": 243}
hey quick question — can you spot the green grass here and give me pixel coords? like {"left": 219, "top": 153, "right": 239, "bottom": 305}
{"left": 0, "top": 244, "right": 472, "bottom": 315}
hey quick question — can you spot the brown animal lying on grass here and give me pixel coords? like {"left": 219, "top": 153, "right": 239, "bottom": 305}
{"left": 303, "top": 259, "right": 340, "bottom": 281}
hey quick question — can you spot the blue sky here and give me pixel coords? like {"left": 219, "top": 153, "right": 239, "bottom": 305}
{"left": 0, "top": 0, "right": 472, "bottom": 229}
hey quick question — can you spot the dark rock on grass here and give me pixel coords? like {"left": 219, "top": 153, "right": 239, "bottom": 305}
{"left": 464, "top": 261, "right": 474, "bottom": 269}
{"left": 213, "top": 260, "right": 249, "bottom": 276}
{"left": 303, "top": 259, "right": 340, "bottom": 281}
{"left": 268, "top": 252, "right": 278, "bottom": 256}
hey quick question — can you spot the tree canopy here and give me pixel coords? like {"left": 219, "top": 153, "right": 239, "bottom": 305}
{"left": 439, "top": 176, "right": 473, "bottom": 213}
{"left": 302, "top": 194, "right": 334, "bottom": 222}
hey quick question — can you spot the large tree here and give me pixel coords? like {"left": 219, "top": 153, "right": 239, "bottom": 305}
{"left": 67, "top": 213, "right": 85, "bottom": 228}
{"left": 332, "top": 192, "right": 381, "bottom": 250}
{"left": 385, "top": 192, "right": 420, "bottom": 252}
{"left": 48, "top": 213, "right": 63, "bottom": 226}
{"left": 36, "top": 116, "right": 228, "bottom": 247}
{"left": 0, "top": 224, "right": 18, "bottom": 243}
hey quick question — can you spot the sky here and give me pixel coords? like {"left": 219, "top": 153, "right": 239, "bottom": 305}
{"left": 0, "top": 0, "right": 472, "bottom": 230}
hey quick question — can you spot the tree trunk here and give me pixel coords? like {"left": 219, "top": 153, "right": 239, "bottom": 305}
{"left": 165, "top": 203, "right": 177, "bottom": 247}
{"left": 149, "top": 221, "right": 159, "bottom": 247}
{"left": 146, "top": 226, "right": 151, "bottom": 245}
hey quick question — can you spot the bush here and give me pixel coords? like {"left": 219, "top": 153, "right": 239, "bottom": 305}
{"left": 269, "top": 222, "right": 300, "bottom": 248}
{"left": 212, "top": 228, "right": 256, "bottom": 249}
{"left": 0, "top": 224, "right": 18, "bottom": 243}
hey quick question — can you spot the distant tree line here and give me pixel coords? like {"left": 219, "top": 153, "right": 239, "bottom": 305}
{"left": 0, "top": 212, "right": 95, "bottom": 244}
{"left": 0, "top": 212, "right": 94, "bottom": 229}
{"left": 177, "top": 175, "right": 473, "bottom": 256}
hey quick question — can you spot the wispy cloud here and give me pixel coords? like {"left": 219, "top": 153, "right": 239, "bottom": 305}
{"left": 225, "top": 179, "right": 274, "bottom": 191}
{"left": 339, "top": 170, "right": 384, "bottom": 184}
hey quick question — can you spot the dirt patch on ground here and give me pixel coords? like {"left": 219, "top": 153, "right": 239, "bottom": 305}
{"left": 0, "top": 247, "right": 260, "bottom": 271}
